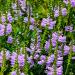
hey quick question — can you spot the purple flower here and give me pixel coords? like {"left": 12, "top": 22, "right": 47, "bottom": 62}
{"left": 40, "top": 55, "right": 46, "bottom": 60}
{"left": 65, "top": 26, "right": 73, "bottom": 32}
{"left": 10, "top": 52, "right": 17, "bottom": 66}
{"left": 0, "top": 24, "right": 5, "bottom": 36}
{"left": 46, "top": 66, "right": 54, "bottom": 71}
{"left": 11, "top": 71, "right": 16, "bottom": 75}
{"left": 57, "top": 61, "right": 63, "bottom": 67}
{"left": 36, "top": 42, "right": 40, "bottom": 49}
{"left": 57, "top": 57, "right": 63, "bottom": 61}
{"left": 58, "top": 50, "right": 63, "bottom": 57}
{"left": 46, "top": 54, "right": 55, "bottom": 66}
{"left": 46, "top": 67, "right": 54, "bottom": 75}
{"left": 70, "top": 0, "right": 75, "bottom": 7}
{"left": 73, "top": 45, "right": 75, "bottom": 52}
{"left": 30, "top": 17, "right": 35, "bottom": 24}
{"left": 1, "top": 15, "right": 6, "bottom": 23}
{"left": 38, "top": 60, "right": 44, "bottom": 65}
{"left": 51, "top": 38, "right": 57, "bottom": 47}
{"left": 12, "top": 3, "right": 17, "bottom": 9}
{"left": 41, "top": 18, "right": 47, "bottom": 27}
{"left": 72, "top": 57, "right": 75, "bottom": 60}
{"left": 30, "top": 61, "right": 34, "bottom": 68}
{"left": 27, "top": 56, "right": 34, "bottom": 68}
{"left": 0, "top": 29, "right": 5, "bottom": 36}
{"left": 26, "top": 47, "right": 32, "bottom": 54}
{"left": 49, "top": 21, "right": 56, "bottom": 29}
{"left": 63, "top": 0, "right": 69, "bottom": 4}
{"left": 34, "top": 54, "right": 39, "bottom": 60}
{"left": 23, "top": 17, "right": 28, "bottom": 23}
{"left": 7, "top": 36, "right": 13, "bottom": 43}
{"left": 47, "top": 71, "right": 53, "bottom": 75}
{"left": 6, "top": 50, "right": 10, "bottom": 60}
{"left": 20, "top": 73, "right": 25, "bottom": 75}
{"left": 27, "top": 56, "right": 33, "bottom": 63}
{"left": 49, "top": 54, "right": 55, "bottom": 62}
{"left": 19, "top": 11, "right": 24, "bottom": 16}
{"left": 57, "top": 66, "right": 63, "bottom": 75}
{"left": 29, "top": 25, "right": 34, "bottom": 30}
{"left": 7, "top": 13, "right": 13, "bottom": 23}
{"left": 54, "top": 9, "right": 59, "bottom": 17}
{"left": 64, "top": 45, "right": 70, "bottom": 55}
{"left": 52, "top": 32, "right": 58, "bottom": 40}
{"left": 6, "top": 23, "right": 12, "bottom": 34}
{"left": 61, "top": 8, "right": 67, "bottom": 16}
{"left": 58, "top": 35, "right": 66, "bottom": 43}
{"left": 18, "top": 54, "right": 25, "bottom": 67}
{"left": 45, "top": 40, "right": 50, "bottom": 50}
{"left": 0, "top": 53, "right": 3, "bottom": 67}
{"left": 18, "top": 0, "right": 26, "bottom": 8}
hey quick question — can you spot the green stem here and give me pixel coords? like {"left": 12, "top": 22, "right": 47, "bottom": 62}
{"left": 65, "top": 46, "right": 72, "bottom": 75}
{"left": 48, "top": 0, "right": 53, "bottom": 18}
{"left": 54, "top": 41, "right": 58, "bottom": 75}
{"left": 1, "top": 49, "right": 6, "bottom": 75}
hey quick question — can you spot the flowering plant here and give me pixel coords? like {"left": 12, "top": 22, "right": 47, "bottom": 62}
{"left": 0, "top": 0, "right": 75, "bottom": 75}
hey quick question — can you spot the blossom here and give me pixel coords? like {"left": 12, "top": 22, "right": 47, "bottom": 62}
{"left": 23, "top": 17, "right": 28, "bottom": 23}
{"left": 7, "top": 36, "right": 13, "bottom": 43}
{"left": 45, "top": 40, "right": 50, "bottom": 50}
{"left": 46, "top": 54, "right": 55, "bottom": 66}
{"left": 73, "top": 45, "right": 75, "bottom": 52}
{"left": 27, "top": 56, "right": 33, "bottom": 64}
{"left": 18, "top": 0, "right": 26, "bottom": 8}
{"left": 6, "top": 50, "right": 10, "bottom": 60}
{"left": 57, "top": 66, "right": 63, "bottom": 75}
{"left": 34, "top": 54, "right": 39, "bottom": 60}
{"left": 63, "top": 0, "right": 69, "bottom": 4}
{"left": 51, "top": 38, "right": 57, "bottom": 47}
{"left": 64, "top": 45, "right": 70, "bottom": 55}
{"left": 47, "top": 71, "right": 54, "bottom": 75}
{"left": 52, "top": 32, "right": 58, "bottom": 40}
{"left": 72, "top": 57, "right": 75, "bottom": 60}
{"left": 6, "top": 23, "right": 12, "bottom": 34}
{"left": 61, "top": 8, "right": 67, "bottom": 16}
{"left": 58, "top": 35, "right": 66, "bottom": 43}
{"left": 41, "top": 18, "right": 48, "bottom": 27}
{"left": 54, "top": 9, "right": 59, "bottom": 17}
{"left": 11, "top": 71, "right": 16, "bottom": 75}
{"left": 65, "top": 26, "right": 73, "bottom": 32}
{"left": 10, "top": 52, "right": 17, "bottom": 66}
{"left": 38, "top": 60, "right": 44, "bottom": 65}
{"left": 46, "top": 66, "right": 54, "bottom": 75}
{"left": 57, "top": 57, "right": 63, "bottom": 61}
{"left": 58, "top": 50, "right": 63, "bottom": 57}
{"left": 1, "top": 15, "right": 6, "bottom": 23}
{"left": 7, "top": 13, "right": 13, "bottom": 23}
{"left": 70, "top": 0, "right": 75, "bottom": 7}
{"left": 30, "top": 17, "right": 35, "bottom": 24}
{"left": 40, "top": 55, "right": 46, "bottom": 60}
{"left": 49, "top": 21, "right": 56, "bottom": 29}
{"left": 57, "top": 61, "right": 63, "bottom": 67}
{"left": 29, "top": 25, "right": 34, "bottom": 30}
{"left": 27, "top": 56, "right": 34, "bottom": 67}
{"left": 19, "top": 11, "right": 24, "bottom": 16}
{"left": 20, "top": 73, "right": 25, "bottom": 75}
{"left": 0, "top": 53, "right": 3, "bottom": 67}
{"left": 12, "top": 3, "right": 17, "bottom": 9}
{"left": 18, "top": 54, "right": 25, "bottom": 67}
{"left": 0, "top": 24, "right": 5, "bottom": 36}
